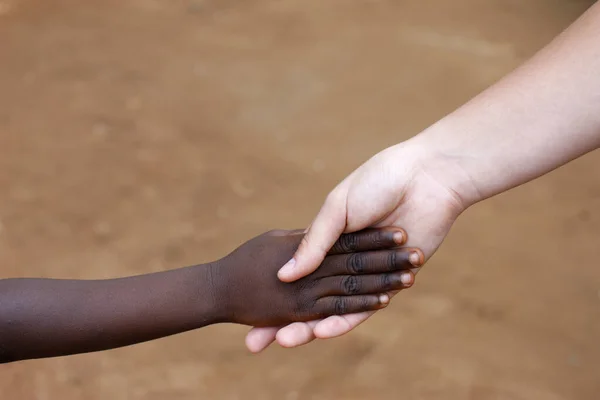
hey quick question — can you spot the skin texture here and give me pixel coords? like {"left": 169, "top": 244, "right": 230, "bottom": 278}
{"left": 215, "top": 229, "right": 422, "bottom": 327}
{"left": 246, "top": 2, "right": 600, "bottom": 351}
{"left": 0, "top": 228, "right": 420, "bottom": 363}
{"left": 245, "top": 148, "right": 461, "bottom": 351}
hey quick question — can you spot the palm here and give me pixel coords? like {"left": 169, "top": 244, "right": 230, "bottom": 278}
{"left": 344, "top": 151, "right": 462, "bottom": 258}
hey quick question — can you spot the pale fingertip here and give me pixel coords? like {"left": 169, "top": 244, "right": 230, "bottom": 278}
{"left": 275, "top": 323, "right": 315, "bottom": 348}
{"left": 245, "top": 338, "right": 266, "bottom": 354}
{"left": 245, "top": 328, "right": 277, "bottom": 353}
{"left": 277, "top": 258, "right": 297, "bottom": 281}
{"left": 314, "top": 316, "right": 351, "bottom": 338}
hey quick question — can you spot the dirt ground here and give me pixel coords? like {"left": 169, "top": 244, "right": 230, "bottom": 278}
{"left": 1, "top": 0, "right": 600, "bottom": 398}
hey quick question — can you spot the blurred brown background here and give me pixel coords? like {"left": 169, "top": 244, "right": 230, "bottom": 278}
{"left": 1, "top": 0, "right": 599, "bottom": 399}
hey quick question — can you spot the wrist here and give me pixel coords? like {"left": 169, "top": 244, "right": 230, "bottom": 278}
{"left": 395, "top": 124, "right": 484, "bottom": 210}
{"left": 191, "top": 262, "right": 231, "bottom": 325}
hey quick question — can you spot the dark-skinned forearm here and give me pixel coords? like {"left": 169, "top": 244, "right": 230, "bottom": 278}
{"left": 0, "top": 263, "right": 222, "bottom": 363}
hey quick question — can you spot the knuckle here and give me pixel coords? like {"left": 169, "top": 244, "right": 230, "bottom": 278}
{"left": 297, "top": 278, "right": 318, "bottom": 294}
{"left": 342, "top": 275, "right": 360, "bottom": 295}
{"left": 347, "top": 253, "right": 366, "bottom": 274}
{"left": 333, "top": 297, "right": 348, "bottom": 315}
{"left": 381, "top": 273, "right": 392, "bottom": 290}
{"left": 388, "top": 250, "right": 398, "bottom": 271}
{"left": 294, "top": 293, "right": 317, "bottom": 316}
{"left": 336, "top": 233, "right": 358, "bottom": 253}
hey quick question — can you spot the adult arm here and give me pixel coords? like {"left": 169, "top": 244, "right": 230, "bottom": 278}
{"left": 245, "top": 2, "right": 600, "bottom": 352}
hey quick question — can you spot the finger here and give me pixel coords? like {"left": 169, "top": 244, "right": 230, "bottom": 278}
{"left": 315, "top": 271, "right": 414, "bottom": 297}
{"left": 327, "top": 227, "right": 407, "bottom": 255}
{"left": 275, "top": 320, "right": 321, "bottom": 348}
{"left": 245, "top": 327, "right": 279, "bottom": 353}
{"left": 313, "top": 290, "right": 404, "bottom": 339}
{"left": 316, "top": 247, "right": 424, "bottom": 277}
{"left": 313, "top": 311, "right": 375, "bottom": 339}
{"left": 313, "top": 294, "right": 390, "bottom": 318}
{"left": 278, "top": 189, "right": 348, "bottom": 282}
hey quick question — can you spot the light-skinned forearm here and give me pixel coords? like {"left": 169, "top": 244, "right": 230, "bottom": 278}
{"left": 411, "top": 2, "right": 600, "bottom": 206}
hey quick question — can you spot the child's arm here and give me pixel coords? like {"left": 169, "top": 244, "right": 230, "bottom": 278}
{"left": 0, "top": 267, "right": 215, "bottom": 363}
{"left": 0, "top": 228, "right": 420, "bottom": 363}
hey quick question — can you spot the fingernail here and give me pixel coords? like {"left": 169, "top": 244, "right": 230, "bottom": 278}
{"left": 409, "top": 251, "right": 422, "bottom": 266}
{"left": 278, "top": 258, "right": 296, "bottom": 275}
{"left": 393, "top": 231, "right": 405, "bottom": 245}
{"left": 379, "top": 294, "right": 390, "bottom": 305}
{"left": 401, "top": 272, "right": 413, "bottom": 286}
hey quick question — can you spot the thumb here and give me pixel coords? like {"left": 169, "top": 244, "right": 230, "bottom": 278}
{"left": 277, "top": 189, "right": 348, "bottom": 282}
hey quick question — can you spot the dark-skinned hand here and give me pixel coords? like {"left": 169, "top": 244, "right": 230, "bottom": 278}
{"left": 213, "top": 228, "right": 423, "bottom": 327}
